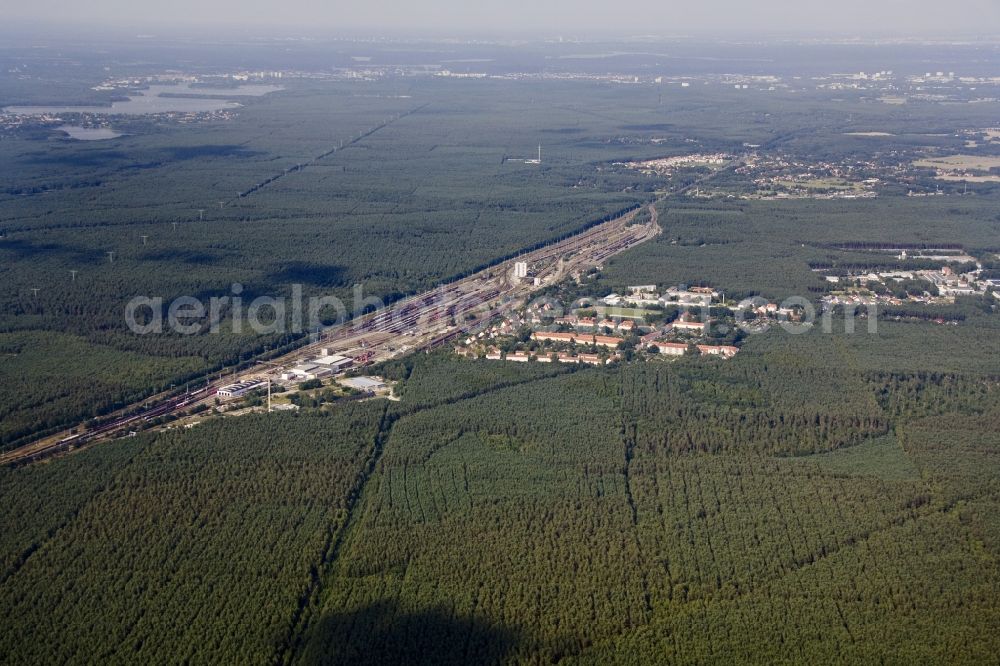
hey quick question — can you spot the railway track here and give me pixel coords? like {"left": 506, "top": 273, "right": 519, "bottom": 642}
{"left": 0, "top": 385, "right": 221, "bottom": 465}
{"left": 2, "top": 203, "right": 660, "bottom": 467}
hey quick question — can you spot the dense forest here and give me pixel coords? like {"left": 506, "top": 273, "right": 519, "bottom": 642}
{"left": 2, "top": 37, "right": 1000, "bottom": 664}
{"left": 595, "top": 196, "right": 1000, "bottom": 301}
{"left": 0, "top": 80, "right": 660, "bottom": 448}
{"left": 3, "top": 70, "right": 1000, "bottom": 447}
{"left": 0, "top": 406, "right": 384, "bottom": 663}
{"left": 2, "top": 335, "right": 998, "bottom": 663}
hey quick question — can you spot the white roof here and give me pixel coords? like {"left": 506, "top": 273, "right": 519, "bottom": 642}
{"left": 312, "top": 354, "right": 351, "bottom": 366}
{"left": 340, "top": 376, "right": 385, "bottom": 390}
{"left": 219, "top": 380, "right": 263, "bottom": 392}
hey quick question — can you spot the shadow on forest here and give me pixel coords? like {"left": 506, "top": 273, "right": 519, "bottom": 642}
{"left": 619, "top": 123, "right": 674, "bottom": 131}
{"left": 0, "top": 238, "right": 96, "bottom": 263}
{"left": 140, "top": 248, "right": 224, "bottom": 265}
{"left": 268, "top": 262, "right": 350, "bottom": 288}
{"left": 162, "top": 145, "right": 264, "bottom": 160}
{"left": 22, "top": 149, "right": 130, "bottom": 167}
{"left": 299, "top": 602, "right": 521, "bottom": 666}
{"left": 21, "top": 145, "right": 261, "bottom": 168}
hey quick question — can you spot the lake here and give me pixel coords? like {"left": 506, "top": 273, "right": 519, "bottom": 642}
{"left": 3, "top": 83, "right": 283, "bottom": 116}
{"left": 56, "top": 125, "right": 123, "bottom": 140}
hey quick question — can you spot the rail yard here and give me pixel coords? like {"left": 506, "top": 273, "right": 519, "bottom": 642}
{"left": 0, "top": 204, "right": 660, "bottom": 466}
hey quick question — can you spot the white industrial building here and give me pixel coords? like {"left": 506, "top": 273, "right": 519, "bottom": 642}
{"left": 338, "top": 376, "right": 387, "bottom": 392}
{"left": 661, "top": 287, "right": 713, "bottom": 307}
{"left": 281, "top": 363, "right": 333, "bottom": 382}
{"left": 217, "top": 380, "right": 265, "bottom": 399}
{"left": 312, "top": 351, "right": 354, "bottom": 372}
{"left": 280, "top": 349, "right": 354, "bottom": 382}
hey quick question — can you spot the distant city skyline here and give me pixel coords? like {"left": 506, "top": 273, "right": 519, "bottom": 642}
{"left": 5, "top": 0, "right": 1000, "bottom": 38}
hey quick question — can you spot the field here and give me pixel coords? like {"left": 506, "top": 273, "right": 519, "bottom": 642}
{"left": 774, "top": 177, "right": 865, "bottom": 191}
{"left": 914, "top": 155, "right": 1000, "bottom": 171}
{"left": 593, "top": 305, "right": 658, "bottom": 318}
{"left": 914, "top": 154, "right": 1000, "bottom": 182}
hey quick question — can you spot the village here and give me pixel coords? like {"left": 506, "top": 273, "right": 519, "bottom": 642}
{"left": 610, "top": 147, "right": 961, "bottom": 202}
{"left": 456, "top": 244, "right": 999, "bottom": 366}
{"left": 616, "top": 153, "right": 732, "bottom": 176}
{"left": 735, "top": 152, "right": 884, "bottom": 200}
{"left": 818, "top": 250, "right": 998, "bottom": 309}
{"left": 161, "top": 252, "right": 1000, "bottom": 420}
{"left": 453, "top": 282, "right": 808, "bottom": 365}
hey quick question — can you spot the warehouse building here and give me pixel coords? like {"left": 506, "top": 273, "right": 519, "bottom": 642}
{"left": 280, "top": 363, "right": 333, "bottom": 382}
{"left": 217, "top": 380, "right": 265, "bottom": 399}
{"left": 338, "top": 376, "right": 387, "bottom": 392}
{"left": 311, "top": 353, "right": 354, "bottom": 372}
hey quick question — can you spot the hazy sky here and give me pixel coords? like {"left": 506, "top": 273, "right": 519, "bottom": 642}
{"left": 8, "top": 0, "right": 1000, "bottom": 36}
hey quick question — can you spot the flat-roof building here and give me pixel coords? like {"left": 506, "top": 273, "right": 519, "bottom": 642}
{"left": 338, "top": 376, "right": 387, "bottom": 392}
{"left": 672, "top": 320, "right": 708, "bottom": 333}
{"left": 311, "top": 354, "right": 354, "bottom": 371}
{"left": 697, "top": 345, "right": 740, "bottom": 358}
{"left": 656, "top": 342, "right": 689, "bottom": 356}
{"left": 281, "top": 363, "right": 333, "bottom": 382}
{"left": 217, "top": 380, "right": 265, "bottom": 399}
